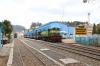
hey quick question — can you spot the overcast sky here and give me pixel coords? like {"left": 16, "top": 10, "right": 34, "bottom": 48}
{"left": 0, "top": 0, "right": 100, "bottom": 29}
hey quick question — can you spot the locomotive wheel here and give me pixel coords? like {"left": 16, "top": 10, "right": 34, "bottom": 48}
{"left": 48, "top": 38, "right": 50, "bottom": 41}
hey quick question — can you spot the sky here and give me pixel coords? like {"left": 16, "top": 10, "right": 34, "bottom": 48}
{"left": 0, "top": 0, "right": 100, "bottom": 29}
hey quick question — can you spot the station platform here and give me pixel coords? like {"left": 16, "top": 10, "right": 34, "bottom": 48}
{"left": 62, "top": 39, "right": 77, "bottom": 44}
{"left": 0, "top": 43, "right": 12, "bottom": 66}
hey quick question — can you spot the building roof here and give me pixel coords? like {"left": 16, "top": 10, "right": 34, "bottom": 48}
{"left": 0, "top": 22, "right": 5, "bottom": 32}
{"left": 0, "top": 22, "right": 5, "bottom": 27}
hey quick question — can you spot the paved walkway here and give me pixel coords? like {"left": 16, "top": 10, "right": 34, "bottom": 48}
{"left": 62, "top": 39, "right": 77, "bottom": 44}
{"left": 0, "top": 43, "right": 13, "bottom": 66}
{"left": 0, "top": 44, "right": 12, "bottom": 56}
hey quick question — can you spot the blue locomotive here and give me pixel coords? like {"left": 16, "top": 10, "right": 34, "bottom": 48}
{"left": 24, "top": 21, "right": 63, "bottom": 42}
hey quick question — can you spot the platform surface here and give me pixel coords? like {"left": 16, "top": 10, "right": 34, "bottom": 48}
{"left": 0, "top": 43, "right": 12, "bottom": 66}
{"left": 62, "top": 39, "right": 77, "bottom": 44}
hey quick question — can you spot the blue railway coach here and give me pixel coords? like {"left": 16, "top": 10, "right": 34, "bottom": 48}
{"left": 14, "top": 33, "right": 18, "bottom": 38}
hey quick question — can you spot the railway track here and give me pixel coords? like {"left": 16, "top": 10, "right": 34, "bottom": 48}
{"left": 15, "top": 38, "right": 25, "bottom": 66}
{"left": 59, "top": 43, "right": 100, "bottom": 54}
{"left": 13, "top": 38, "right": 46, "bottom": 66}
{"left": 27, "top": 39, "right": 100, "bottom": 61}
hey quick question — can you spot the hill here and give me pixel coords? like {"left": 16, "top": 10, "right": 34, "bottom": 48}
{"left": 13, "top": 25, "right": 25, "bottom": 32}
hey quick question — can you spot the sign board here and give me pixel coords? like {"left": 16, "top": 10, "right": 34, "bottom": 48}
{"left": 75, "top": 28, "right": 87, "bottom": 35}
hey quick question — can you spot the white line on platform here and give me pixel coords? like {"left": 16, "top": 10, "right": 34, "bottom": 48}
{"left": 59, "top": 58, "right": 79, "bottom": 64}
{"left": 7, "top": 41, "right": 14, "bottom": 66}
{"left": 40, "top": 48, "right": 50, "bottom": 51}
{"left": 20, "top": 39, "right": 64, "bottom": 66}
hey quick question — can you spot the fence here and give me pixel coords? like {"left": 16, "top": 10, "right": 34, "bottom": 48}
{"left": 75, "top": 34, "right": 100, "bottom": 46}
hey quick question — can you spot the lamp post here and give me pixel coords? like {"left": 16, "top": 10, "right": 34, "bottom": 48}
{"left": 67, "top": 24, "right": 69, "bottom": 38}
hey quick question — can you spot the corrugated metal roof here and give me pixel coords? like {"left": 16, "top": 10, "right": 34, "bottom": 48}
{"left": 0, "top": 22, "right": 5, "bottom": 32}
{"left": 0, "top": 22, "right": 5, "bottom": 27}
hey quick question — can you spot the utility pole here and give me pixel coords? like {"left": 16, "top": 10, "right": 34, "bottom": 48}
{"left": 88, "top": 12, "right": 90, "bottom": 26}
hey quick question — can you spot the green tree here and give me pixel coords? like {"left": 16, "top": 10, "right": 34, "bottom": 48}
{"left": 96, "top": 23, "right": 100, "bottom": 34}
{"left": 30, "top": 22, "right": 42, "bottom": 29}
{"left": 36, "top": 22, "right": 42, "bottom": 26}
{"left": 2, "top": 20, "right": 13, "bottom": 38}
{"left": 30, "top": 22, "right": 36, "bottom": 29}
{"left": 92, "top": 23, "right": 97, "bottom": 35}
{"left": 83, "top": 0, "right": 88, "bottom": 3}
{"left": 83, "top": 0, "right": 99, "bottom": 3}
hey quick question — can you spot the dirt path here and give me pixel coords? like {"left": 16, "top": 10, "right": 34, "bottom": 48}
{"left": 0, "top": 56, "right": 8, "bottom": 66}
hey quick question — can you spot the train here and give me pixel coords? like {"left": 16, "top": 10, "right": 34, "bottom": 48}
{"left": 14, "top": 33, "right": 18, "bottom": 38}
{"left": 24, "top": 21, "right": 62, "bottom": 42}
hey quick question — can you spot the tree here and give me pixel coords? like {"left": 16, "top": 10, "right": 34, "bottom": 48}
{"left": 30, "top": 22, "right": 42, "bottom": 29}
{"left": 2, "top": 20, "right": 13, "bottom": 38}
{"left": 83, "top": 0, "right": 88, "bottom": 3}
{"left": 92, "top": 23, "right": 97, "bottom": 35}
{"left": 83, "top": 0, "right": 100, "bottom": 3}
{"left": 36, "top": 22, "right": 42, "bottom": 26}
{"left": 30, "top": 22, "right": 36, "bottom": 29}
{"left": 96, "top": 23, "right": 100, "bottom": 34}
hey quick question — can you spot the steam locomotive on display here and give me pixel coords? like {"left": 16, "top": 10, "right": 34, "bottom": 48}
{"left": 24, "top": 21, "right": 62, "bottom": 42}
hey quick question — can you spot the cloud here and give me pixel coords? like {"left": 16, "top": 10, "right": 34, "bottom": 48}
{"left": 0, "top": 0, "right": 100, "bottom": 29}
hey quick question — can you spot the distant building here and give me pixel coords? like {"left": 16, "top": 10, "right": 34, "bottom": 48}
{"left": 41, "top": 21, "right": 74, "bottom": 39}
{"left": 0, "top": 22, "right": 5, "bottom": 48}
{"left": 77, "top": 23, "right": 93, "bottom": 35}
{"left": 16, "top": 31, "right": 24, "bottom": 38}
{"left": 24, "top": 29, "right": 29, "bottom": 33}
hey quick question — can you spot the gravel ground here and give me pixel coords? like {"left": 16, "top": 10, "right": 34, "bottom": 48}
{"left": 0, "top": 43, "right": 11, "bottom": 66}
{"left": 23, "top": 40, "right": 61, "bottom": 66}
{"left": 38, "top": 41, "right": 100, "bottom": 66}
{"left": 25, "top": 39, "right": 100, "bottom": 66}
{"left": 12, "top": 39, "right": 46, "bottom": 66}
{"left": 23, "top": 38, "right": 86, "bottom": 66}
{"left": 72, "top": 44, "right": 100, "bottom": 51}
{"left": 12, "top": 39, "right": 24, "bottom": 66}
{"left": 0, "top": 56, "right": 8, "bottom": 66}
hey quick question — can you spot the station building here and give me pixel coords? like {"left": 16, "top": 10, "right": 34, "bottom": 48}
{"left": 41, "top": 21, "right": 74, "bottom": 39}
{"left": 0, "top": 22, "right": 5, "bottom": 48}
